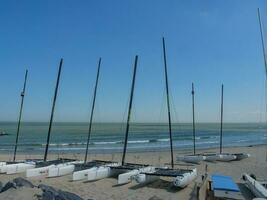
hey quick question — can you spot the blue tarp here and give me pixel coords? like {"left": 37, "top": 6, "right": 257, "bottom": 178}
{"left": 211, "top": 174, "right": 240, "bottom": 192}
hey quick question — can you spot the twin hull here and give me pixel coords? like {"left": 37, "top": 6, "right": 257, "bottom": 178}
{"left": 1, "top": 163, "right": 35, "bottom": 174}
{"left": 72, "top": 163, "right": 121, "bottom": 181}
{"left": 117, "top": 166, "right": 156, "bottom": 185}
{"left": 26, "top": 165, "right": 56, "bottom": 178}
{"left": 177, "top": 153, "right": 248, "bottom": 163}
{"left": 176, "top": 155, "right": 206, "bottom": 163}
{"left": 134, "top": 168, "right": 197, "bottom": 188}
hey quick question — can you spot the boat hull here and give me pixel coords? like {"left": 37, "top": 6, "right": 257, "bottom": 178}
{"left": 234, "top": 153, "right": 250, "bottom": 161}
{"left": 87, "top": 163, "right": 122, "bottom": 181}
{"left": 1, "top": 163, "right": 35, "bottom": 174}
{"left": 173, "top": 168, "right": 197, "bottom": 188}
{"left": 72, "top": 167, "right": 97, "bottom": 181}
{"left": 26, "top": 165, "right": 56, "bottom": 178}
{"left": 134, "top": 173, "right": 160, "bottom": 184}
{"left": 216, "top": 154, "right": 237, "bottom": 162}
{"left": 87, "top": 166, "right": 115, "bottom": 181}
{"left": 204, "top": 154, "right": 220, "bottom": 162}
{"left": 48, "top": 164, "right": 75, "bottom": 177}
{"left": 117, "top": 166, "right": 156, "bottom": 185}
{"left": 242, "top": 174, "right": 267, "bottom": 198}
{"left": 47, "top": 161, "right": 83, "bottom": 178}
{"left": 176, "top": 155, "right": 206, "bottom": 163}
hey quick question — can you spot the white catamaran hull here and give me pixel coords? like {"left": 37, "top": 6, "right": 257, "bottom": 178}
{"left": 134, "top": 168, "right": 197, "bottom": 188}
{"left": 47, "top": 161, "right": 83, "bottom": 178}
{"left": 176, "top": 155, "right": 206, "bottom": 163}
{"left": 117, "top": 166, "right": 156, "bottom": 185}
{"left": 86, "top": 163, "right": 122, "bottom": 181}
{"left": 173, "top": 168, "right": 197, "bottom": 188}
{"left": 26, "top": 165, "right": 56, "bottom": 178}
{"left": 1, "top": 163, "right": 35, "bottom": 174}
{"left": 216, "top": 154, "right": 237, "bottom": 162}
{"left": 48, "top": 164, "right": 75, "bottom": 177}
{"left": 204, "top": 153, "right": 238, "bottom": 162}
{"left": 242, "top": 174, "right": 267, "bottom": 198}
{"left": 72, "top": 167, "right": 97, "bottom": 181}
{"left": 134, "top": 173, "right": 160, "bottom": 184}
{"left": 204, "top": 154, "right": 220, "bottom": 162}
{"left": 87, "top": 166, "right": 118, "bottom": 181}
{"left": 234, "top": 153, "right": 250, "bottom": 161}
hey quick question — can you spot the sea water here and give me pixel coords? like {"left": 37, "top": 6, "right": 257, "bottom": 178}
{"left": 0, "top": 122, "right": 266, "bottom": 154}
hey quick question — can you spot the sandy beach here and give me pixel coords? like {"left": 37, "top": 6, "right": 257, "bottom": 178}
{"left": 0, "top": 144, "right": 266, "bottom": 200}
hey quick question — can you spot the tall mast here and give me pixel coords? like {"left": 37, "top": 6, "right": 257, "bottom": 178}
{"left": 191, "top": 83, "right": 196, "bottom": 155}
{"left": 219, "top": 84, "right": 224, "bottom": 154}
{"left": 44, "top": 59, "right": 63, "bottom": 161}
{"left": 84, "top": 58, "right": 101, "bottom": 164}
{"left": 162, "top": 37, "right": 174, "bottom": 168}
{"left": 258, "top": 8, "right": 267, "bottom": 77}
{"left": 257, "top": 8, "right": 267, "bottom": 161}
{"left": 13, "top": 70, "right": 28, "bottom": 161}
{"left": 122, "top": 55, "right": 138, "bottom": 165}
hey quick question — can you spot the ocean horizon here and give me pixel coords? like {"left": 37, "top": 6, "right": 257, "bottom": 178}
{"left": 0, "top": 122, "right": 266, "bottom": 155}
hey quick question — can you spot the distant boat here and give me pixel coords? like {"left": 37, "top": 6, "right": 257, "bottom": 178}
{"left": 0, "top": 131, "right": 9, "bottom": 136}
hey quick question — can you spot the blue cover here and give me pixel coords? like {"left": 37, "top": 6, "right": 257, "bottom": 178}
{"left": 211, "top": 174, "right": 240, "bottom": 192}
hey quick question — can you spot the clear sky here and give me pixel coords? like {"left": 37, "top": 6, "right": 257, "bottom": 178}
{"left": 0, "top": 0, "right": 267, "bottom": 123}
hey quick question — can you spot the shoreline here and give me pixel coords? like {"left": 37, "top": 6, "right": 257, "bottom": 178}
{"left": 1, "top": 143, "right": 265, "bottom": 158}
{"left": 0, "top": 144, "right": 267, "bottom": 166}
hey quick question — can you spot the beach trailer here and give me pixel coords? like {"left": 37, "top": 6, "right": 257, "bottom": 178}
{"left": 209, "top": 174, "right": 243, "bottom": 200}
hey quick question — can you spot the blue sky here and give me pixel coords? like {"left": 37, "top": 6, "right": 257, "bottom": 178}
{"left": 0, "top": 0, "right": 267, "bottom": 123}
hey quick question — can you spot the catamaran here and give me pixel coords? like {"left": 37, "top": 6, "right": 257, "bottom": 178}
{"left": 240, "top": 8, "right": 267, "bottom": 199}
{"left": 75, "top": 55, "right": 156, "bottom": 184}
{"left": 0, "top": 70, "right": 39, "bottom": 174}
{"left": 85, "top": 40, "right": 197, "bottom": 187}
{"left": 176, "top": 83, "right": 206, "bottom": 164}
{"left": 46, "top": 58, "right": 119, "bottom": 179}
{"left": 130, "top": 38, "right": 197, "bottom": 187}
{"left": 26, "top": 59, "right": 78, "bottom": 178}
{"left": 177, "top": 83, "right": 249, "bottom": 163}
{"left": 206, "top": 85, "right": 249, "bottom": 162}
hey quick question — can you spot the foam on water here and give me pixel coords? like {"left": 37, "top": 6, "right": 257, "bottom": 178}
{"left": 0, "top": 122, "right": 266, "bottom": 153}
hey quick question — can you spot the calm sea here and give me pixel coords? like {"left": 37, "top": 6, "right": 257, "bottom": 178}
{"left": 0, "top": 122, "right": 266, "bottom": 154}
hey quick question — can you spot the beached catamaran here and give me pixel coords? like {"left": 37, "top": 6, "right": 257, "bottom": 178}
{"left": 241, "top": 8, "right": 267, "bottom": 199}
{"left": 205, "top": 85, "right": 249, "bottom": 162}
{"left": 72, "top": 55, "right": 156, "bottom": 184}
{"left": 25, "top": 59, "right": 77, "bottom": 178}
{"left": 0, "top": 69, "right": 39, "bottom": 174}
{"left": 47, "top": 58, "right": 119, "bottom": 179}
{"left": 128, "top": 38, "right": 197, "bottom": 187}
{"left": 71, "top": 53, "right": 193, "bottom": 186}
{"left": 176, "top": 83, "right": 206, "bottom": 163}
{"left": 178, "top": 84, "right": 249, "bottom": 163}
